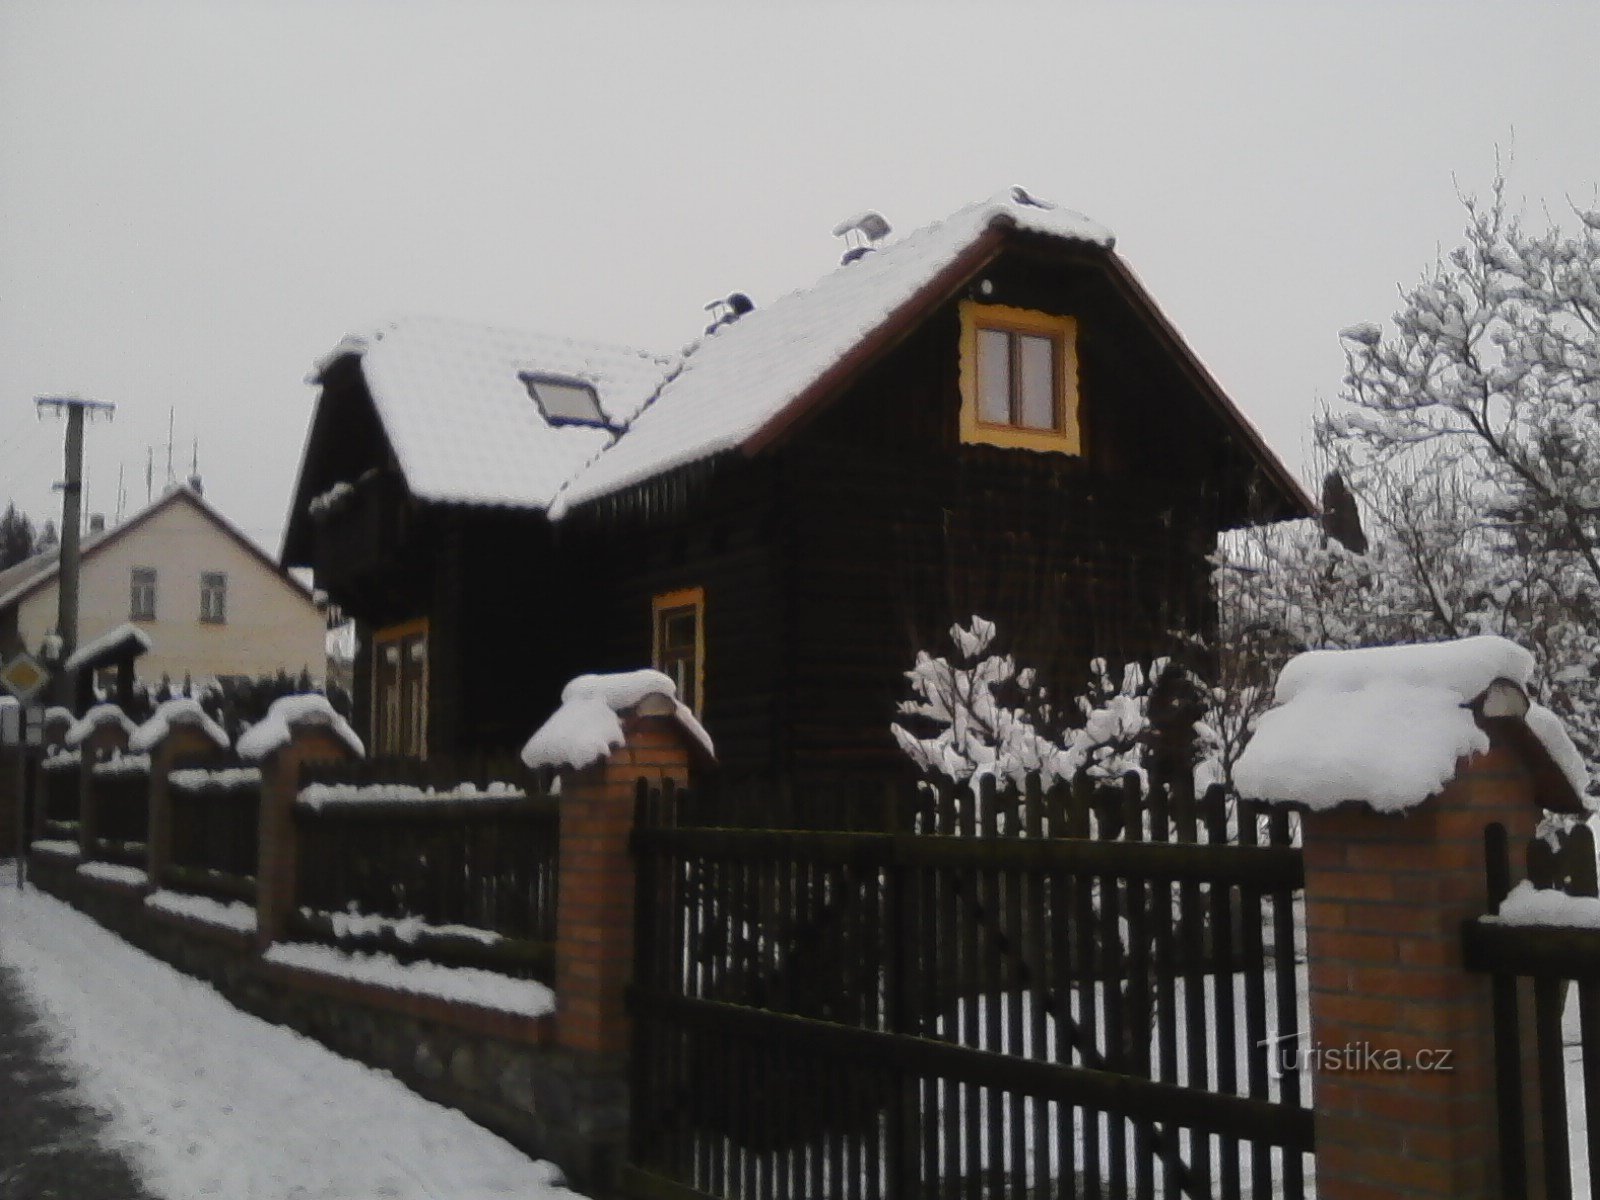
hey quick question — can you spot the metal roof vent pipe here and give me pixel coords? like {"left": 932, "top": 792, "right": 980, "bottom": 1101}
{"left": 832, "top": 210, "right": 892, "bottom": 264}
{"left": 702, "top": 292, "right": 755, "bottom": 336}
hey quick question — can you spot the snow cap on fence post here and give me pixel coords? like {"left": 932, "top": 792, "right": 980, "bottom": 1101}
{"left": 134, "top": 699, "right": 231, "bottom": 894}
{"left": 41, "top": 705, "right": 74, "bottom": 751}
{"left": 1236, "top": 636, "right": 1587, "bottom": 1200}
{"left": 65, "top": 703, "right": 135, "bottom": 856}
{"left": 240, "top": 694, "right": 363, "bottom": 951}
{"left": 528, "top": 670, "right": 714, "bottom": 1065}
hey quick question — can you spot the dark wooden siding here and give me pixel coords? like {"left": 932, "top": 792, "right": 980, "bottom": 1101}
{"left": 558, "top": 461, "right": 784, "bottom": 776}
{"left": 770, "top": 248, "right": 1236, "bottom": 774}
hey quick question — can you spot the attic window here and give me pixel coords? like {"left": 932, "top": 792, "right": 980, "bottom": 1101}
{"left": 958, "top": 302, "right": 1081, "bottom": 455}
{"left": 520, "top": 373, "right": 608, "bottom": 426}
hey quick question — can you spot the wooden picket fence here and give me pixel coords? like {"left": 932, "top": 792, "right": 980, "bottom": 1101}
{"left": 292, "top": 754, "right": 559, "bottom": 979}
{"left": 627, "top": 773, "right": 1313, "bottom": 1200}
{"left": 1463, "top": 821, "right": 1600, "bottom": 1200}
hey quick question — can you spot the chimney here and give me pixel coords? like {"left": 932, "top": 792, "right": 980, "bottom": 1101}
{"left": 187, "top": 474, "right": 204, "bottom": 496}
{"left": 88, "top": 513, "right": 105, "bottom": 534}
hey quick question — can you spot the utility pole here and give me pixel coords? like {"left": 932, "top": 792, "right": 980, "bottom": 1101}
{"left": 36, "top": 396, "right": 115, "bottom": 706}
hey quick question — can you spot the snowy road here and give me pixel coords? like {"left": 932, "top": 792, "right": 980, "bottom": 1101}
{"left": 0, "top": 879, "right": 578, "bottom": 1200}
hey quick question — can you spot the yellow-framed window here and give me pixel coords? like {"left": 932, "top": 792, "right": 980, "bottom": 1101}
{"left": 958, "top": 301, "right": 1081, "bottom": 455}
{"left": 651, "top": 587, "right": 705, "bottom": 716}
{"left": 372, "top": 617, "right": 428, "bottom": 758}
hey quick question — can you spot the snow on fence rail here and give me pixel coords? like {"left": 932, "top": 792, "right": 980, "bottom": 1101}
{"left": 165, "top": 756, "right": 263, "bottom": 902}
{"left": 87, "top": 752, "right": 152, "bottom": 868}
{"left": 40, "top": 751, "right": 80, "bottom": 835}
{"left": 291, "top": 755, "right": 559, "bottom": 979}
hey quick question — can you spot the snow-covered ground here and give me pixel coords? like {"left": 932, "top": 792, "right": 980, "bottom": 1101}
{"left": 0, "top": 879, "right": 578, "bottom": 1200}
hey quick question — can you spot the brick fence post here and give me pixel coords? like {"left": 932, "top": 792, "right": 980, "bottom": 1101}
{"left": 1299, "top": 718, "right": 1564, "bottom": 1199}
{"left": 254, "top": 726, "right": 359, "bottom": 951}
{"left": 77, "top": 720, "right": 131, "bottom": 858}
{"left": 145, "top": 725, "right": 227, "bottom": 891}
{"left": 554, "top": 704, "right": 695, "bottom": 1059}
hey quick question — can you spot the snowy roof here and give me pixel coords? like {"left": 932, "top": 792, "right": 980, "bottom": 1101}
{"left": 551, "top": 189, "right": 1115, "bottom": 514}
{"left": 0, "top": 485, "right": 313, "bottom": 614}
{"left": 344, "top": 314, "right": 678, "bottom": 509}
{"left": 64, "top": 623, "right": 152, "bottom": 673}
{"left": 1235, "top": 636, "right": 1589, "bottom": 813}
{"left": 304, "top": 187, "right": 1311, "bottom": 524}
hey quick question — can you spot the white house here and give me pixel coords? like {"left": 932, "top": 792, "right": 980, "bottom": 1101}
{"left": 0, "top": 484, "right": 326, "bottom": 688}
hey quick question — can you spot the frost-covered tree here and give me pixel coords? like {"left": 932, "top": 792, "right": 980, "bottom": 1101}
{"left": 1224, "top": 174, "right": 1600, "bottom": 780}
{"left": 892, "top": 616, "right": 1214, "bottom": 796}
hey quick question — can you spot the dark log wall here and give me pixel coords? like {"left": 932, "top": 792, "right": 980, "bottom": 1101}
{"left": 302, "top": 242, "right": 1289, "bottom": 772}
{"left": 770, "top": 247, "right": 1241, "bottom": 773}
{"left": 556, "top": 463, "right": 784, "bottom": 777}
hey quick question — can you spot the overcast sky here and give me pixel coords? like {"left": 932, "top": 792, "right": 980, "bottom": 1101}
{"left": 1, "top": 1, "right": 1594, "bottom": 554}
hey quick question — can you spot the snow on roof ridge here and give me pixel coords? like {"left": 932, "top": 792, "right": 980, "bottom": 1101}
{"left": 377, "top": 311, "right": 676, "bottom": 367}
{"left": 550, "top": 188, "right": 1115, "bottom": 515}
{"left": 347, "top": 313, "right": 680, "bottom": 512}
{"left": 63, "top": 622, "right": 153, "bottom": 672}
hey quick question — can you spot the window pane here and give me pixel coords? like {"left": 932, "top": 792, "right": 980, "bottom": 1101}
{"left": 663, "top": 611, "right": 697, "bottom": 650}
{"left": 529, "top": 378, "right": 605, "bottom": 423}
{"left": 976, "top": 329, "right": 1012, "bottom": 424}
{"left": 1017, "top": 334, "right": 1057, "bottom": 430}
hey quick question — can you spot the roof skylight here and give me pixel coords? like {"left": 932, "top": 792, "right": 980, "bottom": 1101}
{"left": 520, "top": 373, "right": 608, "bottom": 426}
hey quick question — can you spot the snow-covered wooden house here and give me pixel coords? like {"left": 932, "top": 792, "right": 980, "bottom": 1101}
{"left": 281, "top": 189, "right": 1311, "bottom": 771}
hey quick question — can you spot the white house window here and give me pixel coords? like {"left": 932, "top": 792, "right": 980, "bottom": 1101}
{"left": 200, "top": 572, "right": 227, "bottom": 623}
{"left": 130, "top": 568, "right": 157, "bottom": 621}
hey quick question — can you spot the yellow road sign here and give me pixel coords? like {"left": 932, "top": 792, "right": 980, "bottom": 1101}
{"left": 0, "top": 654, "right": 50, "bottom": 703}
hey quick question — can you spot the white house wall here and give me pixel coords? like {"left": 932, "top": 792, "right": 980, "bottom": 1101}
{"left": 17, "top": 498, "right": 325, "bottom": 683}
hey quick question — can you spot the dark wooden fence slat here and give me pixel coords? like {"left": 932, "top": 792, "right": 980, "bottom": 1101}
{"left": 626, "top": 771, "right": 1315, "bottom": 1200}
{"left": 1268, "top": 807, "right": 1305, "bottom": 1200}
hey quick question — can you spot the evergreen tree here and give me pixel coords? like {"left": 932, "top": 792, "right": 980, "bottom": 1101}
{"left": 0, "top": 502, "right": 36, "bottom": 569}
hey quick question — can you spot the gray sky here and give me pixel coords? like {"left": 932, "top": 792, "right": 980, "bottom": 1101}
{"left": 2, "top": 1, "right": 1594, "bottom": 553}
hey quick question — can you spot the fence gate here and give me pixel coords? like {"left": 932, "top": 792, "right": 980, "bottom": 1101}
{"left": 626, "top": 775, "right": 1314, "bottom": 1200}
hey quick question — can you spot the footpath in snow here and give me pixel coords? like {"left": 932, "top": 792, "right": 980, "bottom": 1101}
{"left": 0, "top": 878, "right": 579, "bottom": 1200}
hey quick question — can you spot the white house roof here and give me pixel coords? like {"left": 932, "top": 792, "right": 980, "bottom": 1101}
{"left": 550, "top": 189, "right": 1115, "bottom": 515}
{"left": 0, "top": 485, "right": 313, "bottom": 614}
{"left": 348, "top": 314, "right": 678, "bottom": 509}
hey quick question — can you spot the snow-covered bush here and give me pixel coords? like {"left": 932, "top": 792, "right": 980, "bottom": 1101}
{"left": 892, "top": 616, "right": 1215, "bottom": 796}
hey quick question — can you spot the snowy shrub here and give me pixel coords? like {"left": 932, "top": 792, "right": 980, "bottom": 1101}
{"left": 892, "top": 616, "right": 1216, "bottom": 797}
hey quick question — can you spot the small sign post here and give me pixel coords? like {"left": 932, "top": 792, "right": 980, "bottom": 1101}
{"left": 1, "top": 654, "right": 51, "bottom": 890}
{"left": 0, "top": 654, "right": 49, "bottom": 706}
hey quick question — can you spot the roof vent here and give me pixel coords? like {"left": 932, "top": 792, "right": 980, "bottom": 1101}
{"left": 703, "top": 291, "right": 755, "bottom": 336}
{"left": 832, "top": 210, "right": 891, "bottom": 264}
{"left": 1009, "top": 185, "right": 1054, "bottom": 210}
